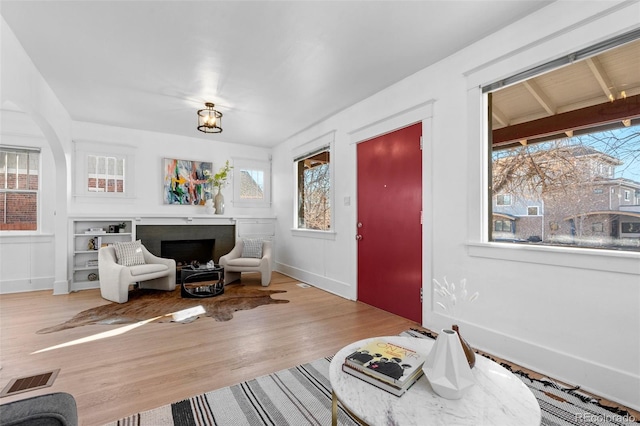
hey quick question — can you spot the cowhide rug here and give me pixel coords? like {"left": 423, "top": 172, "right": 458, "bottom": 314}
{"left": 37, "top": 284, "right": 289, "bottom": 334}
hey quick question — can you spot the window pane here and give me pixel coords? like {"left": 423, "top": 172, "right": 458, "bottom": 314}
{"left": 240, "top": 169, "right": 264, "bottom": 200}
{"left": 0, "top": 147, "right": 39, "bottom": 230}
{"left": 296, "top": 150, "right": 331, "bottom": 230}
{"left": 87, "top": 154, "right": 124, "bottom": 193}
{"left": 491, "top": 126, "right": 640, "bottom": 251}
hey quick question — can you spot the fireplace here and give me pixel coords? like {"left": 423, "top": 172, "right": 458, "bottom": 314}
{"left": 136, "top": 224, "right": 235, "bottom": 284}
{"left": 136, "top": 224, "right": 235, "bottom": 264}
{"left": 161, "top": 239, "right": 215, "bottom": 269}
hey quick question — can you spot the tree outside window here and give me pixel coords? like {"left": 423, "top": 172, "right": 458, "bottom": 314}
{"left": 296, "top": 149, "right": 331, "bottom": 231}
{"left": 491, "top": 127, "right": 640, "bottom": 250}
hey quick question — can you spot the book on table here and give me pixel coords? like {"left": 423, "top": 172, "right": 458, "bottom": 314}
{"left": 344, "top": 338, "right": 427, "bottom": 388}
{"left": 341, "top": 362, "right": 424, "bottom": 396}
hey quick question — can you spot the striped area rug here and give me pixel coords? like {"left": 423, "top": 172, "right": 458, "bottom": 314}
{"left": 106, "top": 330, "right": 638, "bottom": 426}
{"left": 105, "top": 357, "right": 357, "bottom": 426}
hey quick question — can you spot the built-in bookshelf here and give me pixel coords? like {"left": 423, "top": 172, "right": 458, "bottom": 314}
{"left": 70, "top": 218, "right": 134, "bottom": 290}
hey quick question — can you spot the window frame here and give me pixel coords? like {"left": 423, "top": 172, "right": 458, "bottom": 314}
{"left": 73, "top": 140, "right": 136, "bottom": 200}
{"left": 0, "top": 145, "right": 40, "bottom": 231}
{"left": 485, "top": 31, "right": 640, "bottom": 255}
{"left": 465, "top": 26, "right": 640, "bottom": 275}
{"left": 291, "top": 131, "right": 335, "bottom": 238}
{"left": 231, "top": 157, "right": 271, "bottom": 208}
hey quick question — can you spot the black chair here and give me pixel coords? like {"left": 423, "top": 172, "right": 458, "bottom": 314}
{"left": 0, "top": 392, "right": 78, "bottom": 426}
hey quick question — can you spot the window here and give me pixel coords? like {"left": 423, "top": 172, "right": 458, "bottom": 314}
{"left": 232, "top": 158, "right": 271, "bottom": 207}
{"left": 87, "top": 155, "right": 124, "bottom": 193}
{"left": 496, "top": 194, "right": 511, "bottom": 206}
{"left": 494, "top": 220, "right": 512, "bottom": 232}
{"left": 295, "top": 148, "right": 331, "bottom": 231}
{"left": 487, "top": 32, "right": 640, "bottom": 252}
{"left": 621, "top": 222, "right": 640, "bottom": 233}
{"left": 0, "top": 146, "right": 39, "bottom": 231}
{"left": 74, "top": 140, "right": 135, "bottom": 198}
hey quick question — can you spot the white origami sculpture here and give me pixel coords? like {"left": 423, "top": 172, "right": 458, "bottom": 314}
{"left": 422, "top": 329, "right": 476, "bottom": 399}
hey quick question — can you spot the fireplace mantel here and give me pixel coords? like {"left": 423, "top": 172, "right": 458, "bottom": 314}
{"left": 132, "top": 214, "right": 275, "bottom": 226}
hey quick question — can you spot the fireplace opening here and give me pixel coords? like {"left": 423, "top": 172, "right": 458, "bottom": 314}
{"left": 161, "top": 239, "right": 215, "bottom": 272}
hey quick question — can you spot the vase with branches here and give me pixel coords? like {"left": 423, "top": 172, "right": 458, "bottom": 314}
{"left": 204, "top": 160, "right": 233, "bottom": 214}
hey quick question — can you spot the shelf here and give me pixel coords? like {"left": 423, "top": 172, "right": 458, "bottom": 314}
{"left": 70, "top": 218, "right": 135, "bottom": 291}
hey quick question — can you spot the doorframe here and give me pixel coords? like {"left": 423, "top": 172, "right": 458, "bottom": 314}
{"left": 348, "top": 100, "right": 435, "bottom": 326}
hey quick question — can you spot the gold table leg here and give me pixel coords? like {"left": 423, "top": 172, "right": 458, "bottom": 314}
{"left": 332, "top": 390, "right": 338, "bottom": 426}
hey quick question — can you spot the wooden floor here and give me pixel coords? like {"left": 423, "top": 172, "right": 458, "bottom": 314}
{"left": 2, "top": 272, "right": 638, "bottom": 425}
{"left": 0, "top": 272, "right": 419, "bottom": 425}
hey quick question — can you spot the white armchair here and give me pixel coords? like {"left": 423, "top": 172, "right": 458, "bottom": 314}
{"left": 219, "top": 239, "right": 272, "bottom": 286}
{"left": 98, "top": 243, "right": 176, "bottom": 303}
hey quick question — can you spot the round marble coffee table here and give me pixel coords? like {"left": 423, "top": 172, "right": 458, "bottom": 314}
{"left": 329, "top": 336, "right": 541, "bottom": 426}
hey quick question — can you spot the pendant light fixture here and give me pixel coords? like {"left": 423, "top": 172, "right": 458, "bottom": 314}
{"left": 197, "top": 102, "right": 223, "bottom": 133}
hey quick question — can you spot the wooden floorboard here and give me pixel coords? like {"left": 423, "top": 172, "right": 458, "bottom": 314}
{"left": 0, "top": 272, "right": 419, "bottom": 425}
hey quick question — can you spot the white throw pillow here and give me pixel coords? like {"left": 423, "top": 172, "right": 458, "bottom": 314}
{"left": 241, "top": 239, "right": 263, "bottom": 259}
{"left": 114, "top": 240, "right": 146, "bottom": 266}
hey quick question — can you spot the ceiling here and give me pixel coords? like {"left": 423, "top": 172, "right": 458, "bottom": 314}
{"left": 0, "top": 1, "right": 552, "bottom": 148}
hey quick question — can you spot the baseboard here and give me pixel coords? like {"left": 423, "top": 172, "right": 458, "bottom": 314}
{"left": 53, "top": 280, "right": 71, "bottom": 295}
{"left": 274, "top": 262, "right": 354, "bottom": 300}
{"left": 70, "top": 281, "right": 100, "bottom": 292}
{"left": 0, "top": 277, "right": 54, "bottom": 294}
{"left": 427, "top": 318, "right": 640, "bottom": 412}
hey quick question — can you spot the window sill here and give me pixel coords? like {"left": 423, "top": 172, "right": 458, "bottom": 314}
{"left": 291, "top": 228, "right": 337, "bottom": 240}
{"left": 467, "top": 241, "right": 640, "bottom": 275}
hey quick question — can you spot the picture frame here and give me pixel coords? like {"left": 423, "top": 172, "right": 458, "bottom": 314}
{"left": 163, "top": 158, "right": 212, "bottom": 205}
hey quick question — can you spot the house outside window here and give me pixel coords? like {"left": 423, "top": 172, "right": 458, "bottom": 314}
{"left": 87, "top": 155, "right": 125, "bottom": 193}
{"left": 74, "top": 140, "right": 135, "bottom": 199}
{"left": 295, "top": 148, "right": 331, "bottom": 231}
{"left": 0, "top": 146, "right": 40, "bottom": 231}
{"left": 487, "top": 33, "right": 640, "bottom": 252}
{"left": 232, "top": 158, "right": 271, "bottom": 207}
{"left": 527, "top": 206, "right": 539, "bottom": 216}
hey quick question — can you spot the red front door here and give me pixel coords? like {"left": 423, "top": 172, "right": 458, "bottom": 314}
{"left": 356, "top": 122, "right": 422, "bottom": 323}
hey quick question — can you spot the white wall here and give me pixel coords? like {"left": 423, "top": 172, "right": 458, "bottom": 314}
{"left": 1, "top": 16, "right": 72, "bottom": 294}
{"left": 0, "top": 110, "right": 57, "bottom": 293}
{"left": 272, "top": 1, "right": 640, "bottom": 410}
{"left": 70, "top": 121, "right": 272, "bottom": 218}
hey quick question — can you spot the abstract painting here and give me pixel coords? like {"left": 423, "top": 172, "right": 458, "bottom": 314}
{"left": 163, "top": 158, "right": 212, "bottom": 205}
